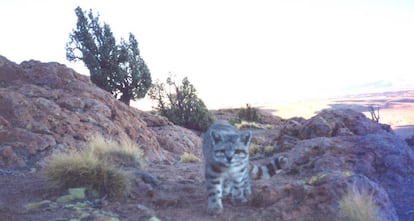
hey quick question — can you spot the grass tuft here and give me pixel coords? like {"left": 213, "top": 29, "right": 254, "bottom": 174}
{"left": 264, "top": 145, "right": 274, "bottom": 155}
{"left": 43, "top": 134, "right": 144, "bottom": 198}
{"left": 235, "top": 121, "right": 272, "bottom": 130}
{"left": 338, "top": 183, "right": 384, "bottom": 221}
{"left": 88, "top": 135, "right": 145, "bottom": 168}
{"left": 249, "top": 143, "right": 261, "bottom": 156}
{"left": 179, "top": 152, "right": 200, "bottom": 163}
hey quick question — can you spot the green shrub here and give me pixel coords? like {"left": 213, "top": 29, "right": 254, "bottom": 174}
{"left": 238, "top": 104, "right": 261, "bottom": 123}
{"left": 228, "top": 118, "right": 241, "bottom": 126}
{"left": 66, "top": 7, "right": 152, "bottom": 106}
{"left": 43, "top": 135, "right": 143, "bottom": 198}
{"left": 149, "top": 76, "right": 215, "bottom": 131}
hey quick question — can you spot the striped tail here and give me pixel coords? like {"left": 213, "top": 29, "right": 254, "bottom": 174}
{"left": 249, "top": 156, "right": 288, "bottom": 180}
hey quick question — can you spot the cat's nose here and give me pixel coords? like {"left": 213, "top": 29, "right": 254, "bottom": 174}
{"left": 226, "top": 156, "right": 232, "bottom": 163}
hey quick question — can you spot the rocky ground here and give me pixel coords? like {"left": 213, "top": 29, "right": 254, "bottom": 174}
{"left": 1, "top": 56, "right": 414, "bottom": 221}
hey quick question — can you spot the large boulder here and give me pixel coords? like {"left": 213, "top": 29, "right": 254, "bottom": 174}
{"left": 0, "top": 56, "right": 201, "bottom": 169}
{"left": 151, "top": 125, "right": 203, "bottom": 158}
{"left": 299, "top": 109, "right": 392, "bottom": 139}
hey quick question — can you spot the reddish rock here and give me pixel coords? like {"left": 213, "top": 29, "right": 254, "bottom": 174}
{"left": 405, "top": 134, "right": 414, "bottom": 147}
{"left": 151, "top": 125, "right": 202, "bottom": 158}
{"left": 299, "top": 109, "right": 389, "bottom": 139}
{"left": 0, "top": 56, "right": 200, "bottom": 170}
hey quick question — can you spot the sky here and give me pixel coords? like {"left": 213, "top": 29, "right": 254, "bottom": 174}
{"left": 1, "top": 0, "right": 414, "bottom": 109}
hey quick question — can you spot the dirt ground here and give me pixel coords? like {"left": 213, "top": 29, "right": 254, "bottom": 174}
{"left": 0, "top": 161, "right": 291, "bottom": 221}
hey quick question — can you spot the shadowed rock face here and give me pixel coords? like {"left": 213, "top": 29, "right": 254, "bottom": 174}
{"left": 267, "top": 109, "right": 413, "bottom": 221}
{"left": 0, "top": 56, "right": 201, "bottom": 169}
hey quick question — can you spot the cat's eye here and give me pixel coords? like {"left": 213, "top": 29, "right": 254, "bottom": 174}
{"left": 234, "top": 149, "right": 246, "bottom": 157}
{"left": 214, "top": 150, "right": 225, "bottom": 157}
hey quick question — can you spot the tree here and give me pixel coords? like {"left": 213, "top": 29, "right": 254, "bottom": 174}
{"left": 65, "top": 6, "right": 151, "bottom": 106}
{"left": 368, "top": 104, "right": 380, "bottom": 123}
{"left": 148, "top": 76, "right": 215, "bottom": 131}
{"left": 238, "top": 103, "right": 261, "bottom": 123}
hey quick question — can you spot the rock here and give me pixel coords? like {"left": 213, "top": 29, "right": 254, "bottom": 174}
{"left": 0, "top": 145, "right": 26, "bottom": 168}
{"left": 24, "top": 200, "right": 52, "bottom": 211}
{"left": 251, "top": 185, "right": 283, "bottom": 207}
{"left": 148, "top": 217, "right": 162, "bottom": 221}
{"left": 211, "top": 108, "right": 284, "bottom": 125}
{"left": 280, "top": 126, "right": 412, "bottom": 220}
{"left": 405, "top": 134, "right": 414, "bottom": 147}
{"left": 150, "top": 125, "right": 202, "bottom": 159}
{"left": 68, "top": 188, "right": 86, "bottom": 200}
{"left": 56, "top": 188, "right": 86, "bottom": 203}
{"left": 299, "top": 115, "right": 336, "bottom": 138}
{"left": 234, "top": 108, "right": 411, "bottom": 220}
{"left": 277, "top": 134, "right": 300, "bottom": 151}
{"left": 0, "top": 56, "right": 199, "bottom": 170}
{"left": 299, "top": 109, "right": 391, "bottom": 139}
{"left": 280, "top": 117, "right": 306, "bottom": 137}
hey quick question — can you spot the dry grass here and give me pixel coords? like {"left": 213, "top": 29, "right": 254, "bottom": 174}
{"left": 179, "top": 152, "right": 200, "bottom": 163}
{"left": 264, "top": 145, "right": 274, "bottom": 155}
{"left": 338, "top": 183, "right": 384, "bottom": 221}
{"left": 235, "top": 121, "right": 272, "bottom": 130}
{"left": 249, "top": 143, "right": 261, "bottom": 156}
{"left": 43, "top": 135, "right": 144, "bottom": 198}
{"left": 89, "top": 135, "right": 145, "bottom": 168}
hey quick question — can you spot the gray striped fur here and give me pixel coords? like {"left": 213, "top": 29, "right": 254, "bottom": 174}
{"left": 203, "top": 121, "right": 288, "bottom": 215}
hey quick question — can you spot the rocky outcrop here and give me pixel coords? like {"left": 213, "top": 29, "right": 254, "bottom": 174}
{"left": 298, "top": 108, "right": 391, "bottom": 139}
{"left": 151, "top": 125, "right": 202, "bottom": 157}
{"left": 254, "top": 108, "right": 412, "bottom": 221}
{"left": 405, "top": 134, "right": 414, "bottom": 147}
{"left": 0, "top": 56, "right": 201, "bottom": 170}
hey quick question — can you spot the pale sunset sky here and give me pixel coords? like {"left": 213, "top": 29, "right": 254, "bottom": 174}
{"left": 1, "top": 0, "right": 414, "bottom": 109}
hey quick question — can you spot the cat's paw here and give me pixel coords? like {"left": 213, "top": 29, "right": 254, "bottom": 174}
{"left": 207, "top": 204, "right": 223, "bottom": 215}
{"left": 231, "top": 197, "right": 248, "bottom": 206}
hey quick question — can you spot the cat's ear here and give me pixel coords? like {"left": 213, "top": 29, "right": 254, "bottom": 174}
{"left": 211, "top": 131, "right": 223, "bottom": 145}
{"left": 240, "top": 131, "right": 252, "bottom": 146}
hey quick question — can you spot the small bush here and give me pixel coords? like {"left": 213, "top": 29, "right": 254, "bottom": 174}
{"left": 89, "top": 135, "right": 145, "bottom": 168}
{"left": 43, "top": 150, "right": 131, "bottom": 198}
{"left": 148, "top": 76, "right": 215, "bottom": 131}
{"left": 238, "top": 104, "right": 261, "bottom": 123}
{"left": 264, "top": 145, "right": 274, "bottom": 155}
{"left": 338, "top": 183, "right": 384, "bottom": 221}
{"left": 228, "top": 118, "right": 241, "bottom": 126}
{"left": 179, "top": 152, "right": 200, "bottom": 163}
{"left": 249, "top": 143, "right": 261, "bottom": 156}
{"left": 43, "top": 135, "right": 143, "bottom": 198}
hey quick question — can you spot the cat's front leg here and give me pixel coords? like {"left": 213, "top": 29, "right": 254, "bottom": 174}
{"left": 230, "top": 176, "right": 250, "bottom": 206}
{"left": 206, "top": 178, "right": 223, "bottom": 215}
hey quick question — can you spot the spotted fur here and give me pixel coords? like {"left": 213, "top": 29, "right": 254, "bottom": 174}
{"left": 203, "top": 121, "right": 288, "bottom": 215}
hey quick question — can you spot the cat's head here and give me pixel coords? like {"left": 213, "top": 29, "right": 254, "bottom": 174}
{"left": 210, "top": 130, "right": 251, "bottom": 166}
